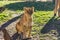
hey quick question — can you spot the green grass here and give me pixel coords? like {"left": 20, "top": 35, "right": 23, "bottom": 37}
{"left": 0, "top": 8, "right": 54, "bottom": 35}
{"left": 0, "top": 9, "right": 22, "bottom": 24}
{"left": 0, "top": 1, "right": 58, "bottom": 40}
{"left": 0, "top": 1, "right": 54, "bottom": 32}
{"left": 32, "top": 11, "right": 54, "bottom": 34}
{"left": 0, "top": 1, "right": 23, "bottom": 24}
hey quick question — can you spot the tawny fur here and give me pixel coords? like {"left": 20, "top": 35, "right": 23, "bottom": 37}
{"left": 16, "top": 7, "right": 34, "bottom": 39}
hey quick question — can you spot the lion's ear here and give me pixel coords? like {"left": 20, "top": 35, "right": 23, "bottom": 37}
{"left": 32, "top": 7, "right": 34, "bottom": 12}
{"left": 24, "top": 7, "right": 27, "bottom": 11}
{"left": 32, "top": 7, "right": 34, "bottom": 9}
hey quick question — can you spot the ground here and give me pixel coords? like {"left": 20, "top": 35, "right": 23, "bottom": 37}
{"left": 0, "top": 1, "right": 60, "bottom": 40}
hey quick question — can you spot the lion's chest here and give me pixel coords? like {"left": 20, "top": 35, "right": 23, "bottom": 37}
{"left": 23, "top": 16, "right": 32, "bottom": 27}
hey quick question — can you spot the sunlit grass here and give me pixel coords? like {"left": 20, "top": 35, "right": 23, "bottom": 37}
{"left": 0, "top": 1, "right": 58, "bottom": 40}
{"left": 0, "top": 9, "right": 22, "bottom": 24}
{"left": 32, "top": 11, "right": 54, "bottom": 35}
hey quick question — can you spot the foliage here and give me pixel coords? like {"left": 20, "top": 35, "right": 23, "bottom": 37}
{"left": 0, "top": 1, "right": 55, "bottom": 11}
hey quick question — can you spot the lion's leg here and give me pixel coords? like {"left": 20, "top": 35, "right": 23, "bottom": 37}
{"left": 16, "top": 25, "right": 23, "bottom": 40}
{"left": 28, "top": 27, "right": 32, "bottom": 38}
{"left": 54, "top": 0, "right": 58, "bottom": 16}
{"left": 23, "top": 30, "right": 26, "bottom": 39}
{"left": 58, "top": 0, "right": 60, "bottom": 17}
{"left": 18, "top": 32, "right": 23, "bottom": 40}
{"left": 26, "top": 26, "right": 32, "bottom": 38}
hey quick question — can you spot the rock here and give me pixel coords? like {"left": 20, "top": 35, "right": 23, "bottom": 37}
{"left": 0, "top": 31, "right": 4, "bottom": 40}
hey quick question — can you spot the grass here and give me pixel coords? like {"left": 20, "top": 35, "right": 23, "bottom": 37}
{"left": 0, "top": 1, "right": 54, "bottom": 34}
{"left": 0, "top": 9, "right": 22, "bottom": 24}
{"left": 0, "top": 1, "right": 59, "bottom": 40}
{"left": 32, "top": 11, "right": 54, "bottom": 34}
{"left": 0, "top": 1, "right": 23, "bottom": 24}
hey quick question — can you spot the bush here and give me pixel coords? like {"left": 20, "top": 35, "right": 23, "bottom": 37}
{"left": 5, "top": 1, "right": 55, "bottom": 11}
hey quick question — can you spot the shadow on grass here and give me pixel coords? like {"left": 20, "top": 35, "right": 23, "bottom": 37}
{"left": 54, "top": 17, "right": 60, "bottom": 36}
{"left": 0, "top": 13, "right": 23, "bottom": 40}
{"left": 0, "top": 14, "right": 23, "bottom": 30}
{"left": 41, "top": 15, "right": 56, "bottom": 34}
{"left": 41, "top": 15, "right": 60, "bottom": 36}
{"left": 4, "top": 1, "right": 54, "bottom": 11}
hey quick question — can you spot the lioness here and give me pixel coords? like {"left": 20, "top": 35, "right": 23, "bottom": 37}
{"left": 16, "top": 7, "right": 34, "bottom": 40}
